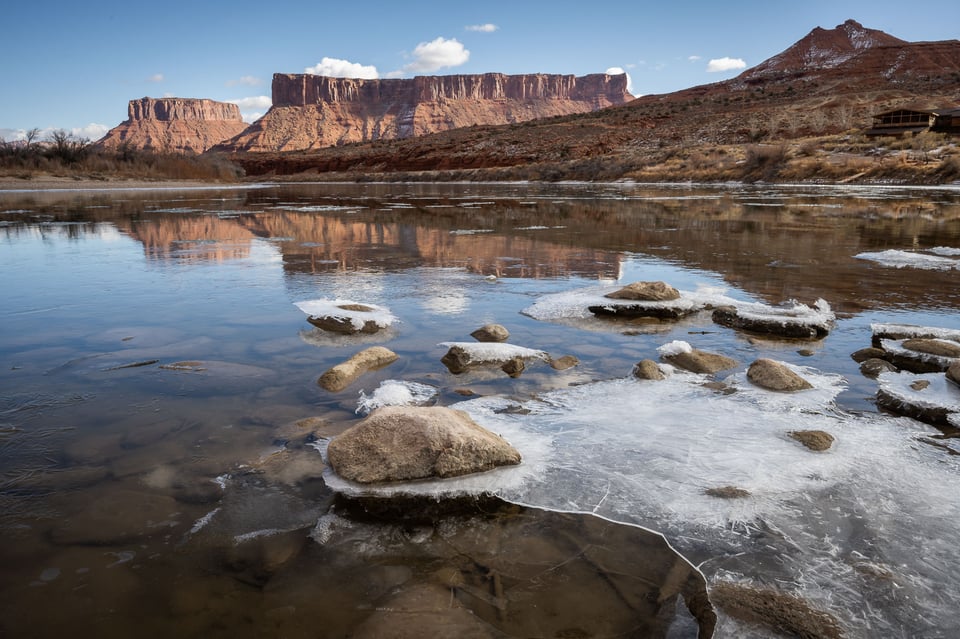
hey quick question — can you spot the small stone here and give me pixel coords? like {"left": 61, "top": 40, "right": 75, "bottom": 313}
{"left": 470, "top": 324, "right": 510, "bottom": 342}
{"left": 440, "top": 346, "right": 472, "bottom": 374}
{"left": 851, "top": 347, "right": 887, "bottom": 363}
{"left": 910, "top": 379, "right": 931, "bottom": 391}
{"left": 789, "top": 430, "right": 834, "bottom": 452}
{"left": 705, "top": 486, "right": 751, "bottom": 499}
{"left": 633, "top": 359, "right": 666, "bottom": 380}
{"left": 747, "top": 359, "right": 813, "bottom": 392}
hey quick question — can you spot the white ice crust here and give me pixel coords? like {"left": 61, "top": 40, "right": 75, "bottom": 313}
{"left": 855, "top": 248, "right": 960, "bottom": 270}
{"left": 881, "top": 338, "right": 960, "bottom": 369}
{"left": 356, "top": 380, "right": 439, "bottom": 415}
{"left": 872, "top": 322, "right": 960, "bottom": 342}
{"left": 438, "top": 341, "right": 549, "bottom": 363}
{"left": 522, "top": 284, "right": 834, "bottom": 330}
{"left": 294, "top": 298, "right": 398, "bottom": 331}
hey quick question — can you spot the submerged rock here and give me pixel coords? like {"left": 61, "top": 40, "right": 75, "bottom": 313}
{"left": 705, "top": 486, "right": 751, "bottom": 499}
{"left": 549, "top": 354, "right": 579, "bottom": 371}
{"left": 604, "top": 281, "right": 681, "bottom": 301}
{"left": 501, "top": 356, "right": 525, "bottom": 378}
{"left": 327, "top": 406, "right": 521, "bottom": 484}
{"left": 470, "top": 324, "right": 510, "bottom": 343}
{"left": 318, "top": 346, "right": 399, "bottom": 392}
{"left": 710, "top": 581, "right": 842, "bottom": 639}
{"left": 747, "top": 359, "right": 813, "bottom": 392}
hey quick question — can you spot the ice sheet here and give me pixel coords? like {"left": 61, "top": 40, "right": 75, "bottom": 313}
{"left": 321, "top": 368, "right": 960, "bottom": 636}
{"left": 855, "top": 248, "right": 960, "bottom": 270}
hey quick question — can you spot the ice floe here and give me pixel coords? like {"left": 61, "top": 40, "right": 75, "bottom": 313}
{"left": 855, "top": 248, "right": 960, "bottom": 270}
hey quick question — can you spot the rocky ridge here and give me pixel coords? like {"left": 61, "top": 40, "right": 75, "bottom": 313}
{"left": 96, "top": 97, "right": 249, "bottom": 154}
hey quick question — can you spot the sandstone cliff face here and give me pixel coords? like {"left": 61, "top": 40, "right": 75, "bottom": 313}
{"left": 96, "top": 97, "right": 249, "bottom": 154}
{"left": 219, "top": 73, "right": 632, "bottom": 152}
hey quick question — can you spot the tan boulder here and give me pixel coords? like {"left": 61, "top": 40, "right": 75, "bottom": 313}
{"left": 549, "top": 354, "right": 579, "bottom": 371}
{"left": 327, "top": 406, "right": 521, "bottom": 484}
{"left": 747, "top": 358, "right": 813, "bottom": 392}
{"left": 307, "top": 303, "right": 385, "bottom": 334}
{"left": 318, "top": 346, "right": 398, "bottom": 392}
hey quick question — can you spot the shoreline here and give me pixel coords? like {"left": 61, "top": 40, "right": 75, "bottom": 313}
{"left": 0, "top": 175, "right": 251, "bottom": 192}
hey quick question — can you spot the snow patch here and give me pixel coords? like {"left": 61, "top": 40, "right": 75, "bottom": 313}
{"left": 855, "top": 249, "right": 960, "bottom": 270}
{"left": 438, "top": 341, "right": 549, "bottom": 363}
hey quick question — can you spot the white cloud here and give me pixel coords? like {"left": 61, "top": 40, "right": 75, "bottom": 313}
{"left": 72, "top": 123, "right": 110, "bottom": 141}
{"left": 148, "top": 73, "right": 164, "bottom": 83}
{"left": 226, "top": 75, "right": 262, "bottom": 87}
{"left": 401, "top": 37, "right": 470, "bottom": 74}
{"left": 605, "top": 67, "right": 634, "bottom": 95}
{"left": 706, "top": 57, "right": 746, "bottom": 72}
{"left": 688, "top": 55, "right": 702, "bottom": 62}
{"left": 229, "top": 96, "right": 273, "bottom": 123}
{"left": 465, "top": 23, "right": 498, "bottom": 32}
{"left": 305, "top": 57, "right": 378, "bottom": 79}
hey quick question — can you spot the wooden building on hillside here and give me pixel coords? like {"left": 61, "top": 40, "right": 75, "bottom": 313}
{"left": 866, "top": 106, "right": 960, "bottom": 136}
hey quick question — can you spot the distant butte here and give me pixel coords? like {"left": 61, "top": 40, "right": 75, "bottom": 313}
{"left": 96, "top": 97, "right": 249, "bottom": 154}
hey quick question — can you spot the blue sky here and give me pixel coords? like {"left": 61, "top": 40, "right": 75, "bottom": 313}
{"left": 1, "top": 0, "right": 957, "bottom": 142}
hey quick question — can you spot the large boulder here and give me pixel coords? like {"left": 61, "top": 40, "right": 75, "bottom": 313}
{"left": 318, "top": 346, "right": 398, "bottom": 392}
{"left": 327, "top": 406, "right": 521, "bottom": 484}
{"left": 747, "top": 359, "right": 813, "bottom": 392}
{"left": 902, "top": 338, "right": 960, "bottom": 359}
{"left": 604, "top": 281, "right": 680, "bottom": 301}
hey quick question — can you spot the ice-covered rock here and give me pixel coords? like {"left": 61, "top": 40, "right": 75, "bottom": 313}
{"left": 712, "top": 299, "right": 834, "bottom": 339}
{"left": 439, "top": 341, "right": 548, "bottom": 375}
{"left": 326, "top": 406, "right": 522, "bottom": 484}
{"left": 871, "top": 322, "right": 960, "bottom": 347}
{"left": 295, "top": 299, "right": 397, "bottom": 334}
{"left": 876, "top": 370, "right": 960, "bottom": 426}
{"left": 879, "top": 338, "right": 958, "bottom": 373}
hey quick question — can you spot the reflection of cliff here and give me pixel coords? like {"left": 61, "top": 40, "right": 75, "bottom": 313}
{"left": 119, "top": 216, "right": 256, "bottom": 262}
{"left": 237, "top": 210, "right": 621, "bottom": 279}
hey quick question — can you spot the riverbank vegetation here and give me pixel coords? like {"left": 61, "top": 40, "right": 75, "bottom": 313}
{"left": 0, "top": 129, "right": 242, "bottom": 183}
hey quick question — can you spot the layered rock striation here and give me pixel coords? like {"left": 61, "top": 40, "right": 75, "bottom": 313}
{"left": 96, "top": 97, "right": 249, "bottom": 154}
{"left": 218, "top": 72, "right": 633, "bottom": 152}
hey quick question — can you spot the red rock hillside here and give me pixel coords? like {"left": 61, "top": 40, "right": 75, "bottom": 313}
{"left": 215, "top": 72, "right": 633, "bottom": 152}
{"left": 96, "top": 98, "right": 249, "bottom": 154}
